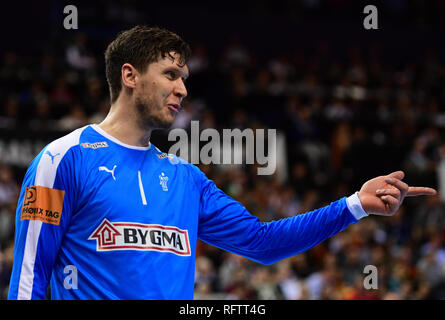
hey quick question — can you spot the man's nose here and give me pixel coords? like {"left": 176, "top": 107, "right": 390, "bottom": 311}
{"left": 174, "top": 79, "right": 187, "bottom": 99}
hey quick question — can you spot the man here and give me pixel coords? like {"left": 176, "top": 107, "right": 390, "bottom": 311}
{"left": 8, "top": 26, "right": 436, "bottom": 299}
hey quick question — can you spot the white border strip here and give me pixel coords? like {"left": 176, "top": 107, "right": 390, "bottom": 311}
{"left": 91, "top": 124, "right": 151, "bottom": 150}
{"left": 138, "top": 171, "right": 148, "bottom": 205}
{"left": 17, "top": 126, "right": 85, "bottom": 299}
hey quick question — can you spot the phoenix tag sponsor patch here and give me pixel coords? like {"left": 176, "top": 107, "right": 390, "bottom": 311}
{"left": 20, "top": 186, "right": 65, "bottom": 225}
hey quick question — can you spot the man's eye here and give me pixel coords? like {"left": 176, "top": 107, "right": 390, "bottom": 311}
{"left": 166, "top": 71, "right": 176, "bottom": 79}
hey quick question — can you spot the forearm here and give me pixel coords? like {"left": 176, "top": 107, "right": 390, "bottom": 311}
{"left": 200, "top": 195, "right": 366, "bottom": 265}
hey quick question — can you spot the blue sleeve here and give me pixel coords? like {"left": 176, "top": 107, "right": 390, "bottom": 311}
{"left": 195, "top": 167, "right": 358, "bottom": 265}
{"left": 8, "top": 145, "right": 78, "bottom": 300}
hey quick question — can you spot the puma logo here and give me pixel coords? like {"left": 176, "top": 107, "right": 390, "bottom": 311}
{"left": 98, "top": 165, "right": 117, "bottom": 181}
{"left": 45, "top": 150, "right": 61, "bottom": 164}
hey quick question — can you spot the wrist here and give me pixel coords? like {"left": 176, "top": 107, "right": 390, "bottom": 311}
{"left": 346, "top": 192, "right": 369, "bottom": 220}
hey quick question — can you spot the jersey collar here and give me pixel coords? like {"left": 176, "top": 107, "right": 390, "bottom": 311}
{"left": 90, "top": 124, "right": 152, "bottom": 151}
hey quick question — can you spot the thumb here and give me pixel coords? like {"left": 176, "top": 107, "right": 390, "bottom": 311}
{"left": 387, "top": 170, "right": 405, "bottom": 180}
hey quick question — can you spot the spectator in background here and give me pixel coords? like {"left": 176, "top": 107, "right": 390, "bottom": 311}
{"left": 89, "top": 99, "right": 111, "bottom": 125}
{"left": 0, "top": 165, "right": 18, "bottom": 208}
{"left": 50, "top": 76, "right": 74, "bottom": 109}
{"left": 0, "top": 242, "right": 14, "bottom": 299}
{"left": 0, "top": 202, "right": 16, "bottom": 250}
{"left": 66, "top": 33, "right": 96, "bottom": 71}
{"left": 0, "top": 96, "right": 20, "bottom": 128}
{"left": 57, "top": 103, "right": 88, "bottom": 131}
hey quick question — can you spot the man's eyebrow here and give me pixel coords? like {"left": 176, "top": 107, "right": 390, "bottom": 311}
{"left": 163, "top": 66, "right": 189, "bottom": 79}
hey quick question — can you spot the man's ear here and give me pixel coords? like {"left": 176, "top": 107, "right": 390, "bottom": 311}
{"left": 121, "top": 63, "right": 138, "bottom": 90}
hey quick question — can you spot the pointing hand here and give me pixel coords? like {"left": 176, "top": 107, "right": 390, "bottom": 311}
{"left": 358, "top": 171, "right": 437, "bottom": 216}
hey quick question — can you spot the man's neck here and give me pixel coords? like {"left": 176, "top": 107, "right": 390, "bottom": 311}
{"left": 98, "top": 101, "right": 152, "bottom": 147}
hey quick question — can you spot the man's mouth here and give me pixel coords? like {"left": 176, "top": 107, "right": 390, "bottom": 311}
{"left": 167, "top": 104, "right": 180, "bottom": 113}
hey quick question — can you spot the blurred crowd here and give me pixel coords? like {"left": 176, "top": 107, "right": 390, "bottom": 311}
{"left": 1, "top": 7, "right": 445, "bottom": 299}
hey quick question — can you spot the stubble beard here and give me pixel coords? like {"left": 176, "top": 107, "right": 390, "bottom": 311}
{"left": 135, "top": 95, "right": 174, "bottom": 132}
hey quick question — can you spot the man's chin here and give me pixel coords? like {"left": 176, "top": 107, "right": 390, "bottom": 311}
{"left": 155, "top": 116, "right": 176, "bottom": 130}
{"left": 141, "top": 117, "right": 174, "bottom": 131}
{"left": 135, "top": 101, "right": 175, "bottom": 131}
{"left": 155, "top": 122, "right": 174, "bottom": 131}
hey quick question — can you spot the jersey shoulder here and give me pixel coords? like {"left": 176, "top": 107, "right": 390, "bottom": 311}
{"left": 151, "top": 145, "right": 188, "bottom": 165}
{"left": 30, "top": 125, "right": 89, "bottom": 187}
{"left": 150, "top": 145, "right": 207, "bottom": 189}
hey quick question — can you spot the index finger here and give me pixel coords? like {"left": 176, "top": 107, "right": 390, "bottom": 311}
{"left": 406, "top": 187, "right": 437, "bottom": 197}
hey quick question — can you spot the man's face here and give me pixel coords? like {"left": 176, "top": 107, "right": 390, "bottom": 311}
{"left": 133, "top": 52, "right": 188, "bottom": 130}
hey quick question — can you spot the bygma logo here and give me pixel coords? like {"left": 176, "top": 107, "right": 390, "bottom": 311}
{"left": 88, "top": 219, "right": 191, "bottom": 256}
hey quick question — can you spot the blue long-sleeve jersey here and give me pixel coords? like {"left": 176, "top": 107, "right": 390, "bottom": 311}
{"left": 8, "top": 124, "right": 364, "bottom": 299}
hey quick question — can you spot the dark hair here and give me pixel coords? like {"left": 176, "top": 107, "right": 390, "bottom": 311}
{"left": 105, "top": 25, "right": 191, "bottom": 103}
